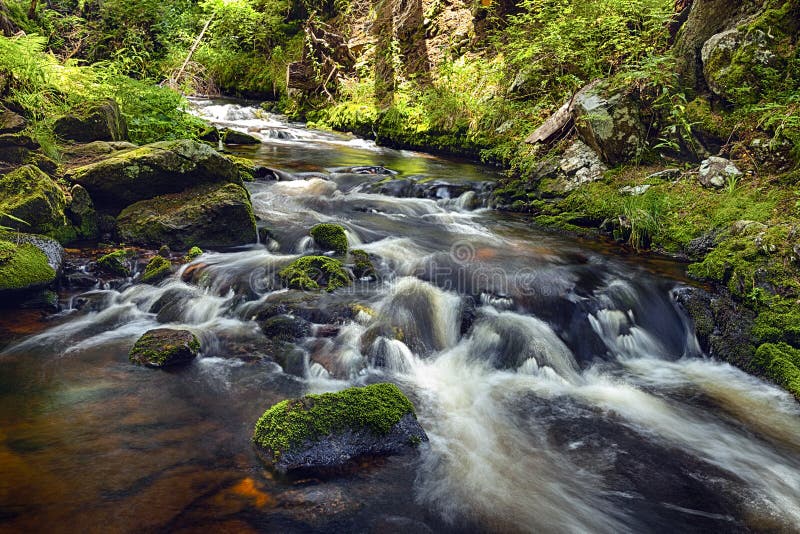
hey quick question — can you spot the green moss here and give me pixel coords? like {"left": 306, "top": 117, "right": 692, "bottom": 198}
{"left": 184, "top": 246, "right": 203, "bottom": 262}
{"left": 0, "top": 240, "right": 56, "bottom": 291}
{"left": 754, "top": 342, "right": 800, "bottom": 398}
{"left": 252, "top": 383, "right": 416, "bottom": 461}
{"left": 351, "top": 249, "right": 376, "bottom": 279}
{"left": 0, "top": 165, "right": 71, "bottom": 241}
{"left": 129, "top": 329, "right": 201, "bottom": 367}
{"left": 97, "top": 249, "right": 134, "bottom": 277}
{"left": 310, "top": 223, "right": 349, "bottom": 254}
{"left": 141, "top": 255, "right": 171, "bottom": 284}
{"left": 752, "top": 299, "right": 800, "bottom": 347}
{"left": 278, "top": 255, "right": 351, "bottom": 292}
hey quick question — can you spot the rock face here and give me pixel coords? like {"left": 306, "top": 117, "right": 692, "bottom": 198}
{"left": 129, "top": 328, "right": 200, "bottom": 368}
{"left": 698, "top": 156, "right": 742, "bottom": 189}
{"left": 252, "top": 383, "right": 428, "bottom": 474}
{"left": 65, "top": 139, "right": 242, "bottom": 211}
{"left": 0, "top": 165, "right": 69, "bottom": 237}
{"left": 116, "top": 182, "right": 257, "bottom": 249}
{"left": 0, "top": 233, "right": 63, "bottom": 294}
{"left": 572, "top": 82, "right": 645, "bottom": 165}
{"left": 53, "top": 98, "right": 128, "bottom": 142}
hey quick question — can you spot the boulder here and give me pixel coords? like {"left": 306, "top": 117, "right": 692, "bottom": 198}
{"left": 698, "top": 156, "right": 742, "bottom": 189}
{"left": 129, "top": 328, "right": 200, "bottom": 368}
{"left": 116, "top": 182, "right": 257, "bottom": 249}
{"left": 351, "top": 249, "right": 376, "bottom": 279}
{"left": 0, "top": 165, "right": 70, "bottom": 238}
{"left": 0, "top": 232, "right": 64, "bottom": 294}
{"left": 65, "top": 184, "right": 98, "bottom": 240}
{"left": 62, "top": 140, "right": 137, "bottom": 160}
{"left": 252, "top": 383, "right": 428, "bottom": 473}
{"left": 141, "top": 255, "right": 172, "bottom": 284}
{"left": 0, "top": 132, "right": 39, "bottom": 164}
{"left": 65, "top": 139, "right": 242, "bottom": 211}
{"left": 53, "top": 98, "right": 128, "bottom": 142}
{"left": 222, "top": 128, "right": 260, "bottom": 145}
{"left": 551, "top": 140, "right": 608, "bottom": 194}
{"left": 260, "top": 314, "right": 313, "bottom": 342}
{"left": 97, "top": 249, "right": 135, "bottom": 277}
{"left": 310, "top": 223, "right": 348, "bottom": 254}
{"left": 572, "top": 81, "right": 645, "bottom": 165}
{"left": 278, "top": 256, "right": 352, "bottom": 291}
{"left": 0, "top": 106, "right": 24, "bottom": 133}
{"left": 701, "top": 28, "right": 777, "bottom": 104}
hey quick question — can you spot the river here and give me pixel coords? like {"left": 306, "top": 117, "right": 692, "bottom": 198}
{"left": 0, "top": 100, "right": 798, "bottom": 533}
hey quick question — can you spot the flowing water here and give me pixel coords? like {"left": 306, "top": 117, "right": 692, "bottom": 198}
{"left": 1, "top": 100, "right": 799, "bottom": 533}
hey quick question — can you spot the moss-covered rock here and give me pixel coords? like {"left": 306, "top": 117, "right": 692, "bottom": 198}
{"left": 351, "top": 249, "right": 376, "bottom": 279}
{"left": 0, "top": 106, "right": 24, "bottom": 133}
{"left": 141, "top": 255, "right": 172, "bottom": 284}
{"left": 0, "top": 165, "right": 72, "bottom": 240}
{"left": 65, "top": 184, "right": 98, "bottom": 240}
{"left": 97, "top": 249, "right": 134, "bottom": 277}
{"left": 222, "top": 128, "right": 260, "bottom": 145}
{"left": 116, "top": 182, "right": 257, "bottom": 249}
{"left": 754, "top": 342, "right": 800, "bottom": 399}
{"left": 260, "top": 314, "right": 313, "bottom": 341}
{"left": 310, "top": 223, "right": 348, "bottom": 254}
{"left": 53, "top": 98, "right": 128, "bottom": 142}
{"left": 129, "top": 328, "right": 200, "bottom": 368}
{"left": 184, "top": 246, "right": 203, "bottom": 262}
{"left": 279, "top": 255, "right": 351, "bottom": 291}
{"left": 252, "top": 383, "right": 428, "bottom": 473}
{"left": 65, "top": 139, "right": 242, "bottom": 211}
{"left": 0, "top": 239, "right": 56, "bottom": 293}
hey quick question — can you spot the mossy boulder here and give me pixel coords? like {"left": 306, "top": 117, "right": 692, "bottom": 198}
{"left": 184, "top": 246, "right": 203, "bottom": 262}
{"left": 129, "top": 328, "right": 200, "bottom": 368}
{"left": 0, "top": 106, "right": 24, "bottom": 133}
{"left": 572, "top": 81, "right": 645, "bottom": 165}
{"left": 351, "top": 249, "right": 376, "bottom": 279}
{"left": 260, "top": 314, "right": 313, "bottom": 342}
{"left": 310, "top": 223, "right": 348, "bottom": 254}
{"left": 222, "top": 128, "right": 260, "bottom": 145}
{"left": 97, "top": 249, "right": 134, "bottom": 277}
{"left": 65, "top": 139, "right": 242, "bottom": 211}
{"left": 279, "top": 256, "right": 351, "bottom": 291}
{"left": 754, "top": 342, "right": 800, "bottom": 399}
{"left": 0, "top": 132, "right": 38, "bottom": 164}
{"left": 0, "top": 165, "right": 71, "bottom": 239}
{"left": 141, "top": 255, "right": 172, "bottom": 284}
{"left": 65, "top": 185, "right": 98, "bottom": 240}
{"left": 0, "top": 237, "right": 57, "bottom": 294}
{"left": 53, "top": 98, "right": 128, "bottom": 142}
{"left": 252, "top": 383, "right": 428, "bottom": 473}
{"left": 116, "top": 182, "right": 257, "bottom": 249}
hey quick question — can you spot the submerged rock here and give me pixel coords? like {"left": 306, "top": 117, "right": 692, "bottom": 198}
{"left": 53, "top": 98, "right": 128, "bottom": 142}
{"left": 310, "top": 223, "right": 348, "bottom": 254}
{"left": 351, "top": 249, "right": 376, "bottom": 279}
{"left": 252, "top": 383, "right": 428, "bottom": 474}
{"left": 116, "top": 182, "right": 257, "bottom": 249}
{"left": 65, "top": 139, "right": 241, "bottom": 211}
{"left": 129, "top": 328, "right": 200, "bottom": 368}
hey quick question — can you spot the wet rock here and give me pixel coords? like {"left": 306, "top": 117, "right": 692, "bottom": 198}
{"left": 116, "top": 182, "right": 257, "bottom": 249}
{"left": 697, "top": 156, "right": 742, "bottom": 189}
{"left": 350, "top": 249, "right": 376, "bottom": 280}
{"left": 97, "top": 249, "right": 135, "bottom": 277}
{"left": 221, "top": 128, "right": 260, "bottom": 145}
{"left": 0, "top": 165, "right": 71, "bottom": 239}
{"left": 278, "top": 256, "right": 352, "bottom": 292}
{"left": 261, "top": 314, "right": 313, "bottom": 342}
{"left": 53, "top": 98, "right": 128, "bottom": 142}
{"left": 129, "top": 328, "right": 200, "bottom": 368}
{"left": 0, "top": 233, "right": 63, "bottom": 295}
{"left": 572, "top": 81, "right": 645, "bottom": 165}
{"left": 371, "top": 178, "right": 416, "bottom": 197}
{"left": 65, "top": 139, "right": 241, "bottom": 211}
{"left": 0, "top": 106, "right": 24, "bottom": 133}
{"left": 141, "top": 255, "right": 172, "bottom": 284}
{"left": 65, "top": 185, "right": 98, "bottom": 240}
{"left": 149, "top": 287, "right": 195, "bottom": 323}
{"left": 310, "top": 223, "right": 348, "bottom": 254}
{"left": 252, "top": 383, "right": 428, "bottom": 474}
{"left": 370, "top": 515, "right": 435, "bottom": 534}
{"left": 251, "top": 290, "right": 353, "bottom": 325}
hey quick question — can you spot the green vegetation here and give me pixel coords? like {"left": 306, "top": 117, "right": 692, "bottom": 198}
{"left": 252, "top": 383, "right": 416, "bottom": 461}
{"left": 754, "top": 343, "right": 800, "bottom": 398}
{"left": 279, "top": 255, "right": 351, "bottom": 291}
{"left": 0, "top": 239, "right": 56, "bottom": 291}
{"left": 351, "top": 249, "right": 375, "bottom": 279}
{"left": 184, "top": 246, "right": 203, "bottom": 262}
{"left": 310, "top": 223, "right": 348, "bottom": 254}
{"left": 141, "top": 255, "right": 171, "bottom": 283}
{"left": 97, "top": 249, "right": 133, "bottom": 276}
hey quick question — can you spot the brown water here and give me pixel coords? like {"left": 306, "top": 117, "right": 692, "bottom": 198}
{"left": 1, "top": 101, "right": 799, "bottom": 533}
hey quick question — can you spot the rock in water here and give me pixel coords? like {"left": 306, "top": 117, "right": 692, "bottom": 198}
{"left": 65, "top": 139, "right": 242, "bottom": 211}
{"left": 221, "top": 128, "right": 261, "bottom": 145}
{"left": 252, "top": 383, "right": 428, "bottom": 474}
{"left": 116, "top": 182, "right": 257, "bottom": 249}
{"left": 129, "top": 328, "right": 200, "bottom": 368}
{"left": 53, "top": 98, "right": 128, "bottom": 142}
{"left": 0, "top": 232, "right": 63, "bottom": 294}
{"left": 309, "top": 223, "right": 348, "bottom": 254}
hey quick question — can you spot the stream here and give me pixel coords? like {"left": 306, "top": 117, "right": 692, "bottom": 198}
{"left": 1, "top": 99, "right": 799, "bottom": 533}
